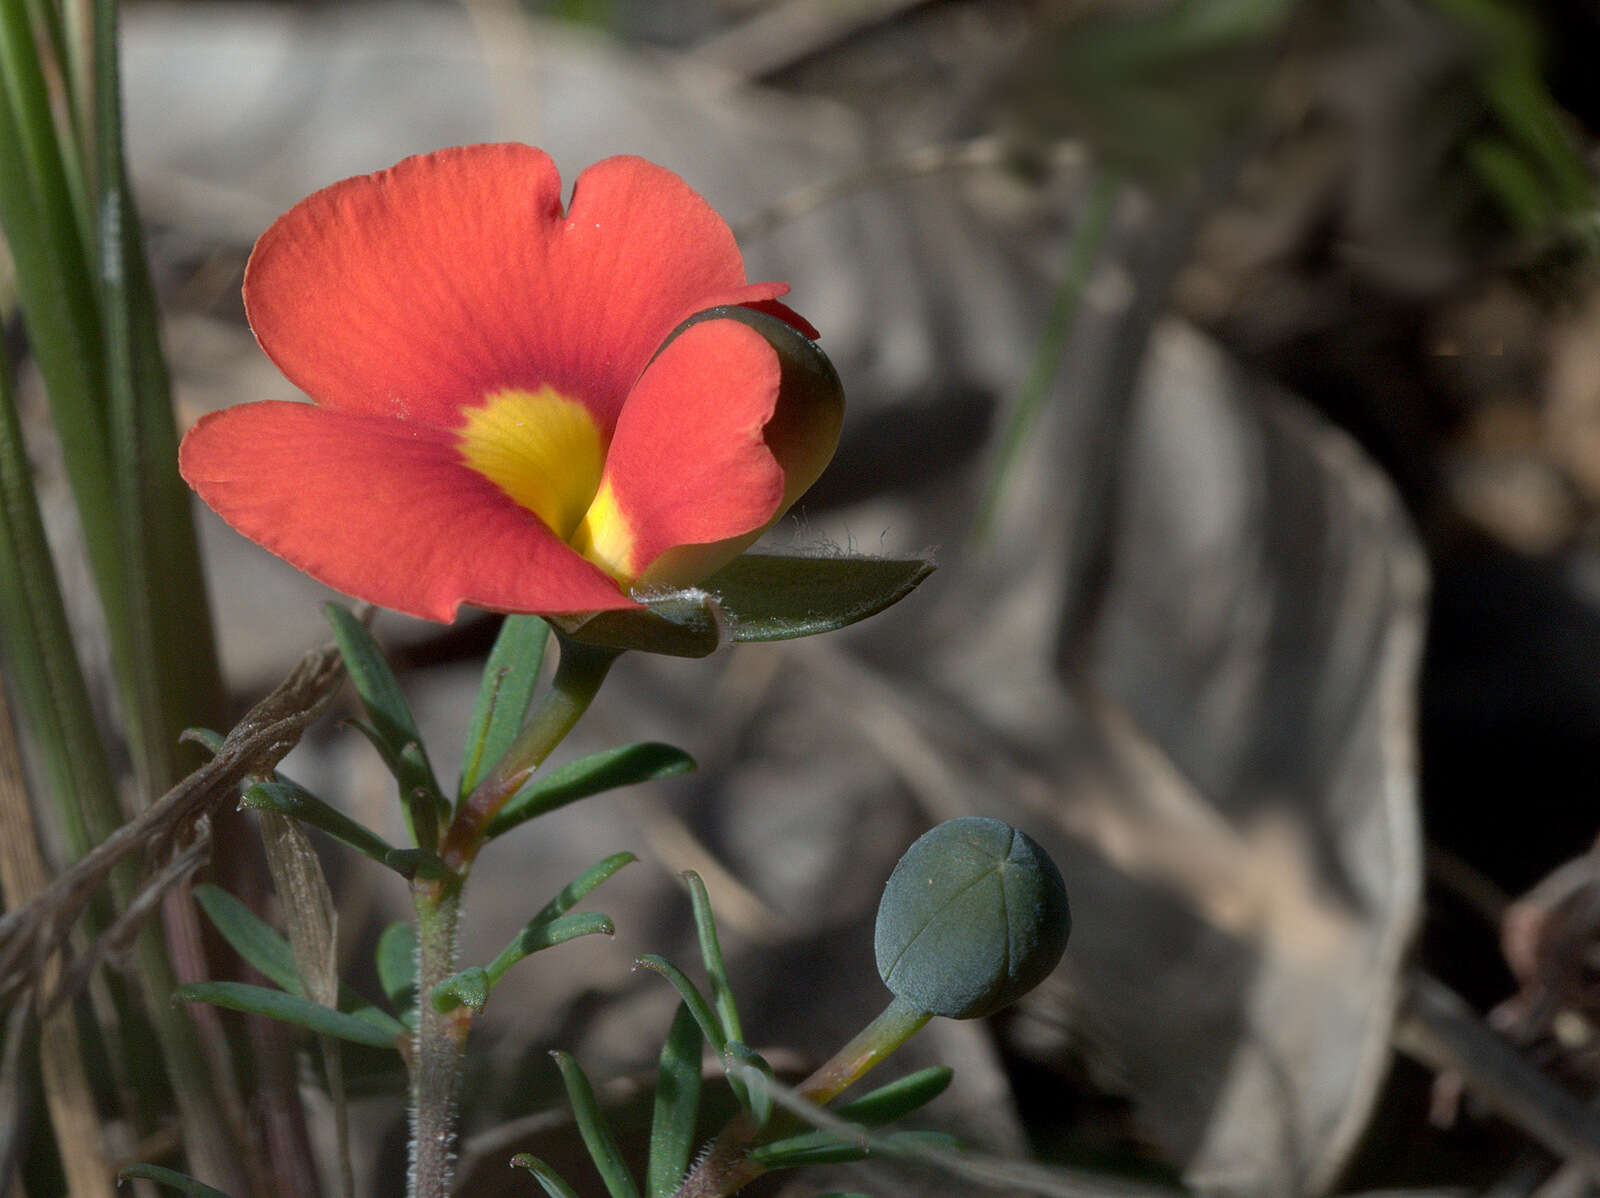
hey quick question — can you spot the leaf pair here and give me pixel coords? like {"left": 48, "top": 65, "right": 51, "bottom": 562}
{"left": 176, "top": 885, "right": 405, "bottom": 1049}
{"left": 432, "top": 852, "right": 635, "bottom": 1013}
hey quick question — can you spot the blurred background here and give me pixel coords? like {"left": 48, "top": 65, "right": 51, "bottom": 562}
{"left": 40, "top": 0, "right": 1600, "bottom": 1193}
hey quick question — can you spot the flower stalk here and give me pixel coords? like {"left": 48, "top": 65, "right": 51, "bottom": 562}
{"left": 410, "top": 633, "right": 618, "bottom": 1198}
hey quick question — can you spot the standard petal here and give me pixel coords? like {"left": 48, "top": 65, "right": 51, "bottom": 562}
{"left": 244, "top": 144, "right": 788, "bottom": 434}
{"left": 179, "top": 402, "right": 637, "bottom": 621}
{"left": 571, "top": 319, "right": 784, "bottom": 582}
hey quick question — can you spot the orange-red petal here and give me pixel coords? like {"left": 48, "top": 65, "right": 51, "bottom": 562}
{"left": 576, "top": 318, "right": 785, "bottom": 581}
{"left": 180, "top": 402, "right": 636, "bottom": 622}
{"left": 243, "top": 144, "right": 788, "bottom": 433}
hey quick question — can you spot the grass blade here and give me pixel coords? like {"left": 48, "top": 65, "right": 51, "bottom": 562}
{"left": 0, "top": 332, "right": 118, "bottom": 858}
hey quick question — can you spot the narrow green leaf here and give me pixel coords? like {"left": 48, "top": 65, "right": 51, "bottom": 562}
{"left": 557, "top": 593, "right": 724, "bottom": 657}
{"left": 187, "top": 893, "right": 404, "bottom": 1031}
{"left": 193, "top": 883, "right": 300, "bottom": 994}
{"left": 749, "top": 1128, "right": 870, "bottom": 1168}
{"left": 550, "top": 1051, "right": 642, "bottom": 1198}
{"left": 375, "top": 921, "right": 418, "bottom": 1018}
{"left": 240, "top": 779, "right": 400, "bottom": 868}
{"left": 483, "top": 911, "right": 616, "bottom": 988}
{"left": 525, "top": 852, "right": 637, "bottom": 926}
{"left": 431, "top": 854, "right": 634, "bottom": 1011}
{"left": 632, "top": 956, "right": 725, "bottom": 1054}
{"left": 431, "top": 966, "right": 490, "bottom": 1014}
{"left": 646, "top": 1002, "right": 703, "bottom": 1198}
{"left": 831, "top": 1066, "right": 953, "bottom": 1127}
{"left": 433, "top": 913, "right": 616, "bottom": 1013}
{"left": 344, "top": 721, "right": 447, "bottom": 851}
{"left": 487, "top": 745, "right": 694, "bottom": 838}
{"left": 460, "top": 615, "right": 549, "bottom": 797}
{"left": 723, "top": 1041, "right": 772, "bottom": 1126}
{"left": 174, "top": 981, "right": 402, "bottom": 1048}
{"left": 682, "top": 871, "right": 742, "bottom": 1046}
{"left": 510, "top": 1154, "right": 582, "bottom": 1198}
{"left": 326, "top": 605, "right": 447, "bottom": 841}
{"left": 324, "top": 604, "right": 422, "bottom": 751}
{"left": 117, "top": 1164, "right": 236, "bottom": 1197}
{"left": 751, "top": 1129, "right": 959, "bottom": 1170}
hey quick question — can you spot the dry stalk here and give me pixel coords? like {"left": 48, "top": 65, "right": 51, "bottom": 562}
{"left": 0, "top": 638, "right": 345, "bottom": 1013}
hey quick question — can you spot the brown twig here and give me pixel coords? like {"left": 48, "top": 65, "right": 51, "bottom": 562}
{"left": 0, "top": 639, "right": 345, "bottom": 1010}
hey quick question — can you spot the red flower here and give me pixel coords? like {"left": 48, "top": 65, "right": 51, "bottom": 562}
{"left": 180, "top": 144, "right": 842, "bottom": 622}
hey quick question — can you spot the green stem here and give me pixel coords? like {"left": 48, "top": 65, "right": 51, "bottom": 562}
{"left": 441, "top": 635, "right": 619, "bottom": 872}
{"left": 408, "top": 635, "right": 616, "bottom": 1192}
{"left": 794, "top": 994, "right": 931, "bottom": 1106}
{"left": 409, "top": 877, "right": 466, "bottom": 1198}
{"left": 673, "top": 996, "right": 932, "bottom": 1198}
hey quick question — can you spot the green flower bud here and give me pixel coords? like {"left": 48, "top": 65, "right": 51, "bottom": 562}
{"left": 875, "top": 817, "right": 1070, "bottom": 1020}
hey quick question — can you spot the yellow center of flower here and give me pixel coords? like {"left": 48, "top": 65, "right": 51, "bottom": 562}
{"left": 457, "top": 386, "right": 635, "bottom": 582}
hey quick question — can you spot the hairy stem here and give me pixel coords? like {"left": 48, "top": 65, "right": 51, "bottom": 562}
{"left": 675, "top": 996, "right": 932, "bottom": 1197}
{"left": 409, "top": 877, "right": 467, "bottom": 1198}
